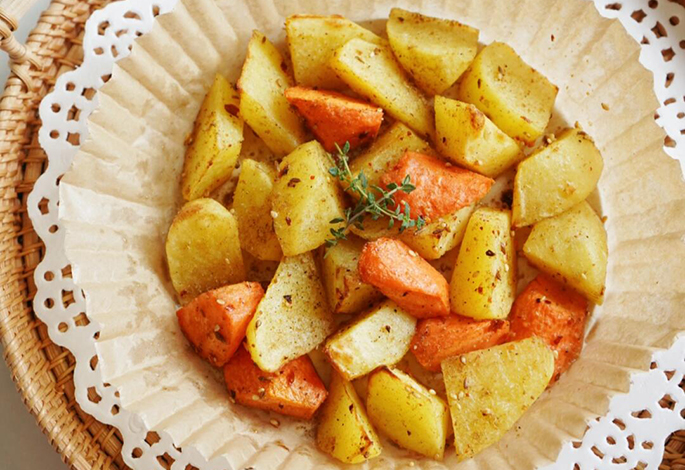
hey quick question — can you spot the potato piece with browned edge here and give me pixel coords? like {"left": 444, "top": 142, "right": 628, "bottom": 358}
{"left": 317, "top": 371, "right": 382, "bottom": 463}
{"left": 246, "top": 252, "right": 335, "bottom": 372}
{"left": 442, "top": 337, "right": 554, "bottom": 459}
{"left": 272, "top": 140, "right": 346, "bottom": 256}
{"left": 177, "top": 282, "right": 263, "bottom": 367}
{"left": 400, "top": 205, "right": 474, "bottom": 260}
{"left": 435, "top": 97, "right": 523, "bottom": 178}
{"left": 238, "top": 31, "right": 307, "bottom": 156}
{"left": 458, "top": 42, "right": 558, "bottom": 145}
{"left": 286, "top": 15, "right": 385, "bottom": 90}
{"left": 359, "top": 238, "right": 450, "bottom": 318}
{"left": 233, "top": 159, "right": 282, "bottom": 261}
{"left": 387, "top": 8, "right": 478, "bottom": 95}
{"left": 513, "top": 127, "right": 604, "bottom": 227}
{"left": 523, "top": 201, "right": 608, "bottom": 304}
{"left": 182, "top": 74, "right": 244, "bottom": 201}
{"left": 367, "top": 367, "right": 449, "bottom": 459}
{"left": 450, "top": 208, "right": 516, "bottom": 320}
{"left": 166, "top": 198, "right": 245, "bottom": 305}
{"left": 330, "top": 38, "right": 435, "bottom": 137}
{"left": 224, "top": 345, "right": 327, "bottom": 419}
{"left": 322, "top": 236, "right": 383, "bottom": 315}
{"left": 285, "top": 86, "right": 383, "bottom": 152}
{"left": 324, "top": 299, "right": 416, "bottom": 380}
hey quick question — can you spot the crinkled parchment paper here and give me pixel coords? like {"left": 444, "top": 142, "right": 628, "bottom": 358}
{"left": 58, "top": 0, "right": 685, "bottom": 468}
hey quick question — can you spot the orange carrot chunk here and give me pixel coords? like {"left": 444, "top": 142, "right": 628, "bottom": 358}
{"left": 509, "top": 275, "right": 588, "bottom": 383}
{"left": 223, "top": 345, "right": 328, "bottom": 419}
{"left": 358, "top": 237, "right": 449, "bottom": 318}
{"left": 285, "top": 86, "right": 383, "bottom": 152}
{"left": 380, "top": 151, "right": 494, "bottom": 221}
{"left": 176, "top": 282, "right": 264, "bottom": 367}
{"left": 411, "top": 315, "right": 510, "bottom": 371}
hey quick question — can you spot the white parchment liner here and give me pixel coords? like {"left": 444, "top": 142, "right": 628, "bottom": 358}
{"left": 58, "top": 0, "right": 685, "bottom": 468}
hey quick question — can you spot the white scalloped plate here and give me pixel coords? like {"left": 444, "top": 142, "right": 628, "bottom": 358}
{"left": 27, "top": 0, "right": 685, "bottom": 469}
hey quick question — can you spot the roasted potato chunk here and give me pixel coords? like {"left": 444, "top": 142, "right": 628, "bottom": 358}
{"left": 285, "top": 86, "right": 383, "bottom": 152}
{"left": 435, "top": 96, "right": 523, "bottom": 177}
{"left": 324, "top": 300, "right": 416, "bottom": 380}
{"left": 458, "top": 42, "right": 558, "bottom": 145}
{"left": 286, "top": 15, "right": 385, "bottom": 90}
{"left": 387, "top": 8, "right": 478, "bottom": 95}
{"left": 322, "top": 236, "right": 383, "bottom": 315}
{"left": 359, "top": 238, "right": 450, "bottom": 318}
{"left": 400, "top": 205, "right": 474, "bottom": 260}
{"left": 177, "top": 282, "right": 263, "bottom": 367}
{"left": 523, "top": 201, "right": 608, "bottom": 304}
{"left": 271, "top": 140, "right": 346, "bottom": 256}
{"left": 512, "top": 127, "right": 604, "bottom": 227}
{"left": 182, "top": 74, "right": 243, "bottom": 201}
{"left": 224, "top": 345, "right": 327, "bottom": 419}
{"left": 349, "top": 122, "right": 434, "bottom": 196}
{"left": 330, "top": 38, "right": 435, "bottom": 137}
{"left": 238, "top": 31, "right": 306, "bottom": 156}
{"left": 317, "top": 372, "right": 382, "bottom": 463}
{"left": 233, "top": 159, "right": 282, "bottom": 261}
{"left": 246, "top": 252, "right": 335, "bottom": 372}
{"left": 367, "top": 367, "right": 450, "bottom": 459}
{"left": 442, "top": 337, "right": 554, "bottom": 459}
{"left": 450, "top": 208, "right": 516, "bottom": 320}
{"left": 166, "top": 198, "right": 245, "bottom": 304}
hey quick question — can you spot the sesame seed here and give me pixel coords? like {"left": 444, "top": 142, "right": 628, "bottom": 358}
{"left": 214, "top": 325, "right": 220, "bottom": 332}
{"left": 460, "top": 356, "right": 467, "bottom": 364}
{"left": 216, "top": 298, "right": 226, "bottom": 305}
{"left": 482, "top": 408, "right": 492, "bottom": 416}
{"left": 458, "top": 391, "right": 465, "bottom": 400}
{"left": 504, "top": 264, "right": 510, "bottom": 272}
{"left": 252, "top": 394, "right": 260, "bottom": 401}
{"left": 270, "top": 210, "right": 279, "bottom": 218}
{"left": 463, "top": 378, "right": 470, "bottom": 389}
{"left": 429, "top": 389, "right": 436, "bottom": 395}
{"left": 270, "top": 419, "right": 280, "bottom": 428}
{"left": 409, "top": 250, "right": 418, "bottom": 257}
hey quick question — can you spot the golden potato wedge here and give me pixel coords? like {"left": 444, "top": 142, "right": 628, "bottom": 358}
{"left": 317, "top": 372, "right": 382, "bottom": 464}
{"left": 349, "top": 122, "right": 434, "bottom": 198}
{"left": 387, "top": 8, "right": 478, "bottom": 95}
{"left": 271, "top": 140, "right": 346, "bottom": 256}
{"left": 322, "top": 236, "right": 383, "bottom": 314}
{"left": 246, "top": 252, "right": 335, "bottom": 372}
{"left": 450, "top": 208, "right": 516, "bottom": 320}
{"left": 512, "top": 127, "right": 604, "bottom": 227}
{"left": 435, "top": 97, "right": 523, "bottom": 178}
{"left": 238, "top": 31, "right": 307, "bottom": 156}
{"left": 442, "top": 337, "right": 554, "bottom": 459}
{"left": 400, "top": 204, "right": 475, "bottom": 260}
{"left": 367, "top": 367, "right": 449, "bottom": 459}
{"left": 166, "top": 198, "right": 245, "bottom": 304}
{"left": 523, "top": 201, "right": 608, "bottom": 304}
{"left": 181, "top": 74, "right": 243, "bottom": 201}
{"left": 286, "top": 15, "right": 385, "bottom": 90}
{"left": 458, "top": 42, "right": 558, "bottom": 145}
{"left": 324, "top": 300, "right": 416, "bottom": 380}
{"left": 330, "top": 38, "right": 434, "bottom": 137}
{"left": 233, "top": 159, "right": 282, "bottom": 261}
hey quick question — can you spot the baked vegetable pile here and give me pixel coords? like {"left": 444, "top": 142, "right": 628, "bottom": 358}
{"left": 164, "top": 8, "right": 607, "bottom": 462}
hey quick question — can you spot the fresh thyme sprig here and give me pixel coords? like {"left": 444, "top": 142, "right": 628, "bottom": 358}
{"left": 326, "top": 142, "right": 425, "bottom": 250}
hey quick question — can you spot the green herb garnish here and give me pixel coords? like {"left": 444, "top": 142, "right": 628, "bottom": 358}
{"left": 326, "top": 142, "right": 425, "bottom": 251}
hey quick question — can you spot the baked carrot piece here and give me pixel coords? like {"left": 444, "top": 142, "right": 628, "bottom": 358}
{"left": 509, "top": 275, "right": 588, "bottom": 383}
{"left": 411, "top": 315, "right": 510, "bottom": 371}
{"left": 223, "top": 345, "right": 328, "bottom": 419}
{"left": 380, "top": 151, "right": 494, "bottom": 221}
{"left": 358, "top": 238, "right": 449, "bottom": 318}
{"left": 176, "top": 282, "right": 264, "bottom": 367}
{"left": 284, "top": 86, "right": 383, "bottom": 152}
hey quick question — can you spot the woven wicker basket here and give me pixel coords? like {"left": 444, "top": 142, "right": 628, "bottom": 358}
{"left": 0, "top": 1, "right": 682, "bottom": 469}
